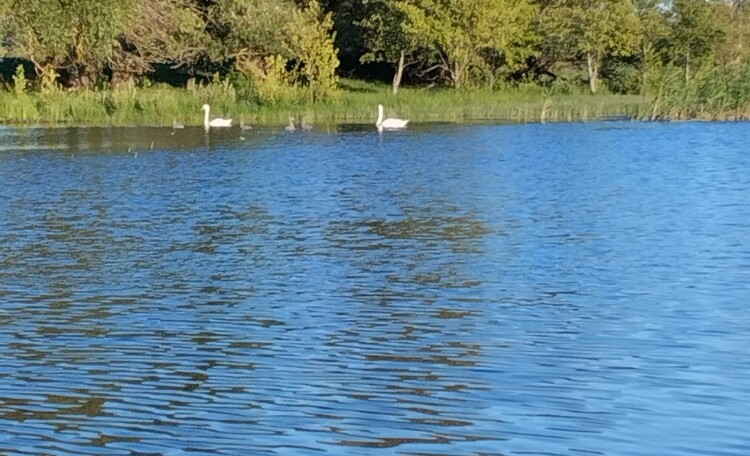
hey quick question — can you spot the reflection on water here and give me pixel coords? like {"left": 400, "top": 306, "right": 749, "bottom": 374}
{"left": 1, "top": 122, "right": 749, "bottom": 455}
{"left": 0, "top": 123, "right": 374, "bottom": 154}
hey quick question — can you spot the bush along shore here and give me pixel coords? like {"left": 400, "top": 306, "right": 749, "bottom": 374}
{"left": 2, "top": 73, "right": 749, "bottom": 127}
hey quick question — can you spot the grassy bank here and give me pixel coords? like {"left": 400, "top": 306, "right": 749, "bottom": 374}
{"left": 3, "top": 76, "right": 749, "bottom": 127}
{"left": 0, "top": 79, "right": 657, "bottom": 127}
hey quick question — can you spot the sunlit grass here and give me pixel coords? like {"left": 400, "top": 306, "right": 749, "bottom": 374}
{"left": 0, "top": 78, "right": 673, "bottom": 127}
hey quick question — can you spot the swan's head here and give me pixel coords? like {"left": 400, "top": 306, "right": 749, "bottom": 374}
{"left": 201, "top": 104, "right": 210, "bottom": 111}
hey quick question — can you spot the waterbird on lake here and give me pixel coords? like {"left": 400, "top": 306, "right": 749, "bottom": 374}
{"left": 301, "top": 116, "right": 313, "bottom": 131}
{"left": 172, "top": 118, "right": 185, "bottom": 129}
{"left": 201, "top": 104, "right": 233, "bottom": 130}
{"left": 285, "top": 117, "right": 296, "bottom": 132}
{"left": 240, "top": 117, "right": 253, "bottom": 131}
{"left": 376, "top": 104, "right": 408, "bottom": 132}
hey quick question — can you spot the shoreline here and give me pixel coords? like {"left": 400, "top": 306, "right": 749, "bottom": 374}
{"left": 1, "top": 79, "right": 747, "bottom": 127}
{"left": 3, "top": 116, "right": 748, "bottom": 132}
{"left": 0, "top": 79, "right": 647, "bottom": 127}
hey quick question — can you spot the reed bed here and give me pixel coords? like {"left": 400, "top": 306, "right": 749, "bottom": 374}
{"left": 2, "top": 76, "right": 745, "bottom": 127}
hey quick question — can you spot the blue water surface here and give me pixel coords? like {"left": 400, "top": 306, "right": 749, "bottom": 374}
{"left": 0, "top": 121, "right": 748, "bottom": 455}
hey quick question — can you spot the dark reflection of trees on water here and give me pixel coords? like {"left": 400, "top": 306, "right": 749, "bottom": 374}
{"left": 323, "top": 205, "right": 497, "bottom": 448}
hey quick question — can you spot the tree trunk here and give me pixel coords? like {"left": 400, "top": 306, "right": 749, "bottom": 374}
{"left": 392, "top": 51, "right": 405, "bottom": 95}
{"left": 452, "top": 62, "right": 463, "bottom": 89}
{"left": 587, "top": 52, "right": 598, "bottom": 94}
{"left": 641, "top": 43, "right": 650, "bottom": 94}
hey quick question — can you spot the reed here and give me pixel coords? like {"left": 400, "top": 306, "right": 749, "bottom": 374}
{"left": 646, "top": 64, "right": 750, "bottom": 121}
{"left": 0, "top": 77, "right": 691, "bottom": 127}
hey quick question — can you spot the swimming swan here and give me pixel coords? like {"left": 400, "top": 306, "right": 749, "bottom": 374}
{"left": 202, "top": 104, "right": 233, "bottom": 129}
{"left": 301, "top": 117, "right": 313, "bottom": 131}
{"left": 376, "top": 104, "right": 408, "bottom": 131}
{"left": 240, "top": 116, "right": 253, "bottom": 130}
{"left": 285, "top": 117, "right": 296, "bottom": 132}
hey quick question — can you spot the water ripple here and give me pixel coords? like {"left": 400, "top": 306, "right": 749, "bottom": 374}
{"left": 1, "top": 122, "right": 749, "bottom": 455}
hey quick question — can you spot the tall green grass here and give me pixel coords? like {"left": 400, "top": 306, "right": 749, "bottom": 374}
{"left": 647, "top": 64, "right": 750, "bottom": 121}
{"left": 0, "top": 78, "right": 653, "bottom": 127}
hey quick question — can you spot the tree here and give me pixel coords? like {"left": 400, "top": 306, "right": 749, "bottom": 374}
{"left": 212, "top": 0, "right": 339, "bottom": 101}
{"left": 718, "top": 0, "right": 750, "bottom": 66}
{"left": 285, "top": 1, "right": 340, "bottom": 101}
{"left": 358, "top": 0, "right": 421, "bottom": 94}
{"left": 635, "top": 0, "right": 671, "bottom": 92}
{"left": 669, "top": 0, "right": 727, "bottom": 82}
{"left": 211, "top": 0, "right": 295, "bottom": 68}
{"left": 0, "top": 0, "right": 136, "bottom": 87}
{"left": 543, "top": 0, "right": 641, "bottom": 93}
{"left": 0, "top": 0, "right": 8, "bottom": 57}
{"left": 113, "top": 0, "right": 216, "bottom": 85}
{"left": 319, "top": 0, "right": 371, "bottom": 78}
{"left": 391, "top": 0, "right": 538, "bottom": 89}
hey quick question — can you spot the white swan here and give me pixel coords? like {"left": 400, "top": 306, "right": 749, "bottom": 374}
{"left": 172, "top": 118, "right": 185, "bottom": 129}
{"left": 301, "top": 116, "right": 312, "bottom": 131}
{"left": 285, "top": 117, "right": 296, "bottom": 132}
{"left": 240, "top": 116, "right": 253, "bottom": 130}
{"left": 202, "top": 104, "right": 233, "bottom": 129}
{"left": 376, "top": 104, "right": 408, "bottom": 131}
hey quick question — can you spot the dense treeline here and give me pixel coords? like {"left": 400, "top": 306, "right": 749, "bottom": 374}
{"left": 1, "top": 0, "right": 749, "bottom": 119}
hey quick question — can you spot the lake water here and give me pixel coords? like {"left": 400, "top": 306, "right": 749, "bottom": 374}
{"left": 0, "top": 122, "right": 748, "bottom": 455}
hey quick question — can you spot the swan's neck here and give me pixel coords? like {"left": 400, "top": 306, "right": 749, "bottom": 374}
{"left": 203, "top": 108, "right": 210, "bottom": 128}
{"left": 377, "top": 106, "right": 383, "bottom": 126}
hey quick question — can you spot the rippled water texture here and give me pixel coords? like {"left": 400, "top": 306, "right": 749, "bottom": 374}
{"left": 1, "top": 122, "right": 749, "bottom": 455}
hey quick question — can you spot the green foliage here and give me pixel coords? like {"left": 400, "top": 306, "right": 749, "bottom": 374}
{"left": 115, "top": 0, "right": 214, "bottom": 82}
{"left": 603, "top": 62, "right": 642, "bottom": 95}
{"left": 542, "top": 0, "right": 641, "bottom": 93}
{"left": 645, "top": 62, "right": 750, "bottom": 120}
{"left": 358, "top": 0, "right": 411, "bottom": 65}
{"left": 213, "top": 0, "right": 295, "bottom": 64}
{"left": 0, "top": 0, "right": 748, "bottom": 121}
{"left": 284, "top": 1, "right": 340, "bottom": 101}
{"left": 0, "top": 77, "right": 649, "bottom": 125}
{"left": 39, "top": 66, "right": 61, "bottom": 93}
{"left": 718, "top": 1, "right": 750, "bottom": 65}
{"left": 669, "top": 0, "right": 728, "bottom": 82}
{"left": 12, "top": 65, "right": 28, "bottom": 95}
{"left": 0, "top": 0, "right": 136, "bottom": 86}
{"left": 392, "top": 0, "right": 538, "bottom": 88}
{"left": 212, "top": 0, "right": 338, "bottom": 103}
{"left": 249, "top": 55, "right": 299, "bottom": 104}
